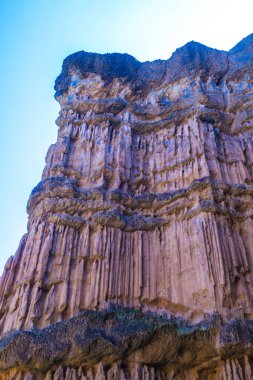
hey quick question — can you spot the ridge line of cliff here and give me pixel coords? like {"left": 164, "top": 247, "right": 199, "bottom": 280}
{"left": 55, "top": 34, "right": 253, "bottom": 96}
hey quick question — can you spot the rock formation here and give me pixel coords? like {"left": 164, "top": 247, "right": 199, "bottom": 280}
{"left": 1, "top": 34, "right": 253, "bottom": 379}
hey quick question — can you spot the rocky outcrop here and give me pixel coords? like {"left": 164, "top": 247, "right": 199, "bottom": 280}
{"left": 1, "top": 34, "right": 253, "bottom": 379}
{"left": 1, "top": 307, "right": 253, "bottom": 380}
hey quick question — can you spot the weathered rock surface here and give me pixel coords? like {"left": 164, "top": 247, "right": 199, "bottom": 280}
{"left": 1, "top": 34, "right": 253, "bottom": 378}
{"left": 0, "top": 307, "right": 253, "bottom": 380}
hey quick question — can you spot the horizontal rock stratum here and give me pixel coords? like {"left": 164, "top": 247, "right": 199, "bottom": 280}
{"left": 1, "top": 34, "right": 253, "bottom": 379}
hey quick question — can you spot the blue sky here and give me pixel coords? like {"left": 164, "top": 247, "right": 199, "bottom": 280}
{"left": 0, "top": 0, "right": 253, "bottom": 274}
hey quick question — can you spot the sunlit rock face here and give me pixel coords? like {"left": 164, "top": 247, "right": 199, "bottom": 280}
{"left": 1, "top": 34, "right": 253, "bottom": 379}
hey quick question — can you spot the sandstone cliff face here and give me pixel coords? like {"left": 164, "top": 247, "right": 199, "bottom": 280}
{"left": 1, "top": 35, "right": 253, "bottom": 379}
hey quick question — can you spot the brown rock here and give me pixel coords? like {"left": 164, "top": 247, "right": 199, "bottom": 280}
{"left": 1, "top": 34, "right": 253, "bottom": 379}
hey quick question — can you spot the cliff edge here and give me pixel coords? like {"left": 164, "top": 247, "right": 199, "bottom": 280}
{"left": 1, "top": 35, "right": 253, "bottom": 379}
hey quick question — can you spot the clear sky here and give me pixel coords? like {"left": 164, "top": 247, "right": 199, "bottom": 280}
{"left": 0, "top": 0, "right": 253, "bottom": 275}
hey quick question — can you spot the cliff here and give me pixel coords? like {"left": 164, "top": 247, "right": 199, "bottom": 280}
{"left": 1, "top": 34, "right": 253, "bottom": 379}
